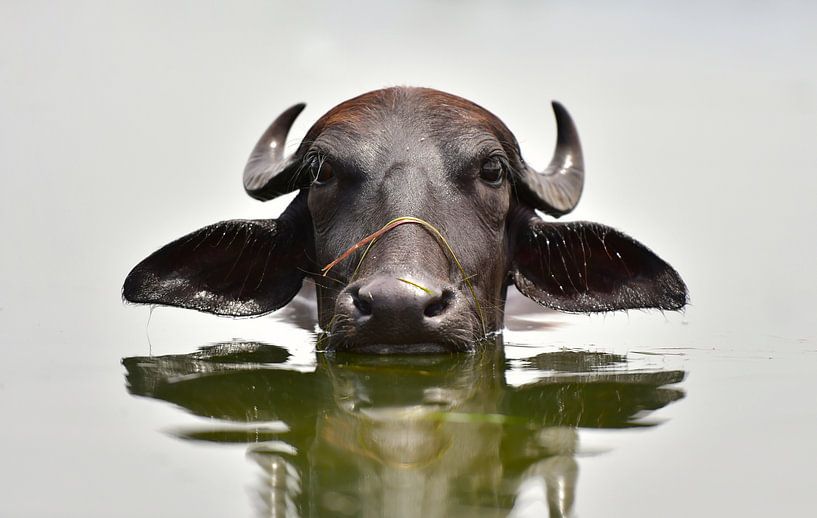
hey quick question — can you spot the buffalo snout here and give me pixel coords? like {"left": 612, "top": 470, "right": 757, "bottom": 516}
{"left": 331, "top": 276, "right": 475, "bottom": 353}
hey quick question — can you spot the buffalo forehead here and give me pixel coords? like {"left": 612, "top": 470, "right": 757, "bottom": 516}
{"left": 314, "top": 117, "right": 505, "bottom": 179}
{"left": 310, "top": 87, "right": 511, "bottom": 175}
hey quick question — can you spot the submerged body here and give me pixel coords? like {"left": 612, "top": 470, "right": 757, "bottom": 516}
{"left": 124, "top": 87, "right": 687, "bottom": 352}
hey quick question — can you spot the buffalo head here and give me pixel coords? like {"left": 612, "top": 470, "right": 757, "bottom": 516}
{"left": 124, "top": 87, "right": 687, "bottom": 353}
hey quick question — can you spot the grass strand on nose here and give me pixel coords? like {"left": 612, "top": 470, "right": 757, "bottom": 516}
{"left": 397, "top": 277, "right": 434, "bottom": 295}
{"left": 321, "top": 216, "right": 486, "bottom": 335}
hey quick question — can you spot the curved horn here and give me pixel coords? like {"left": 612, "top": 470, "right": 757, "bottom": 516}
{"left": 517, "top": 101, "right": 585, "bottom": 217}
{"left": 243, "top": 103, "right": 307, "bottom": 201}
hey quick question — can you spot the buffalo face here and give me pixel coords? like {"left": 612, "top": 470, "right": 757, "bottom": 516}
{"left": 304, "top": 89, "right": 518, "bottom": 352}
{"left": 124, "top": 87, "right": 687, "bottom": 353}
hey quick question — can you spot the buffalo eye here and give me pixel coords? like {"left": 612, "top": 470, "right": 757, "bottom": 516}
{"left": 479, "top": 156, "right": 505, "bottom": 186}
{"left": 308, "top": 155, "right": 334, "bottom": 185}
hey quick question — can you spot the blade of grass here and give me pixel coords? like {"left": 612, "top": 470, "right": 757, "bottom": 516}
{"left": 397, "top": 277, "right": 434, "bottom": 295}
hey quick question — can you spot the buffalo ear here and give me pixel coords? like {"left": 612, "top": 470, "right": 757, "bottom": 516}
{"left": 512, "top": 219, "right": 687, "bottom": 312}
{"left": 123, "top": 199, "right": 312, "bottom": 317}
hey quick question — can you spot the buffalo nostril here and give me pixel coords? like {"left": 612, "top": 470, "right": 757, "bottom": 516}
{"left": 424, "top": 290, "right": 454, "bottom": 318}
{"left": 351, "top": 288, "right": 372, "bottom": 316}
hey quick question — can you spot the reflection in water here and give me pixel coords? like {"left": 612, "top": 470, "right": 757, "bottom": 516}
{"left": 123, "top": 342, "right": 684, "bottom": 517}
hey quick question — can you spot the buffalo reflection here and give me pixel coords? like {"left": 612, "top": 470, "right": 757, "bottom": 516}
{"left": 123, "top": 342, "right": 684, "bottom": 517}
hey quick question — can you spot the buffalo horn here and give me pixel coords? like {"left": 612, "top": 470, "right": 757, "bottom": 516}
{"left": 517, "top": 101, "right": 585, "bottom": 217}
{"left": 243, "top": 103, "right": 306, "bottom": 201}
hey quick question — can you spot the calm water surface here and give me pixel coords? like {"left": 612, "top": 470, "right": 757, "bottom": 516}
{"left": 3, "top": 301, "right": 814, "bottom": 517}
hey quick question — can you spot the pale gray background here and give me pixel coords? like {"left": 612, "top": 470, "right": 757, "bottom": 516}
{"left": 1, "top": 1, "right": 815, "bottom": 516}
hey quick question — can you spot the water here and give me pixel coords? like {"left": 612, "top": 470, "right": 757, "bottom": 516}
{"left": 123, "top": 341, "right": 684, "bottom": 517}
{"left": 2, "top": 1, "right": 816, "bottom": 517}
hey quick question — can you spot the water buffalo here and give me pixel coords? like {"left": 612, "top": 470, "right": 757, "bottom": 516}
{"left": 123, "top": 87, "right": 687, "bottom": 353}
